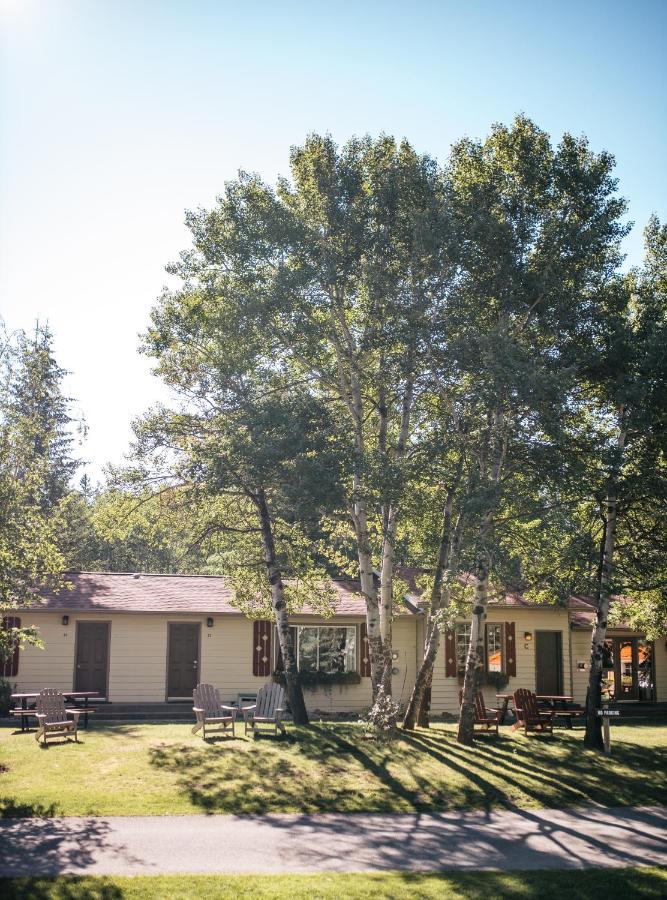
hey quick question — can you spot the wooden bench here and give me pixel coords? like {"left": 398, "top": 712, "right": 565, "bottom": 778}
{"left": 551, "top": 708, "right": 584, "bottom": 728}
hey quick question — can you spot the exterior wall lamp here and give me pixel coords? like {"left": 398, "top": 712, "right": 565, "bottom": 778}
{"left": 61, "top": 615, "right": 69, "bottom": 626}
{"left": 524, "top": 632, "right": 533, "bottom": 641}
{"left": 206, "top": 617, "right": 214, "bottom": 629}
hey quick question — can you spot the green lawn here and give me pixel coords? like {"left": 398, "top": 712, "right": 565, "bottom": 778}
{"left": 1, "top": 720, "right": 666, "bottom": 817}
{"left": 1, "top": 869, "right": 666, "bottom": 899}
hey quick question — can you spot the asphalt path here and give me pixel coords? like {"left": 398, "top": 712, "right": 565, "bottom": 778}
{"left": 1, "top": 806, "right": 666, "bottom": 876}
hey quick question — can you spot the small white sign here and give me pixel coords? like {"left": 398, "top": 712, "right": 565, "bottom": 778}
{"left": 597, "top": 709, "right": 620, "bottom": 717}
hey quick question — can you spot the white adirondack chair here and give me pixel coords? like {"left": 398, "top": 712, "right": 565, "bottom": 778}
{"left": 243, "top": 682, "right": 287, "bottom": 736}
{"left": 192, "top": 683, "right": 236, "bottom": 739}
{"left": 34, "top": 689, "right": 80, "bottom": 745}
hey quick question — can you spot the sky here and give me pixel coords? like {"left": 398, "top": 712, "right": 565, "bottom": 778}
{"left": 1, "top": 0, "right": 666, "bottom": 483}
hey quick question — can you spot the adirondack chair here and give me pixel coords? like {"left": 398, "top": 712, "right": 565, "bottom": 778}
{"left": 459, "top": 690, "right": 502, "bottom": 734}
{"left": 192, "top": 683, "right": 236, "bottom": 739}
{"left": 513, "top": 688, "right": 555, "bottom": 735}
{"left": 34, "top": 689, "right": 80, "bottom": 745}
{"left": 243, "top": 682, "right": 287, "bottom": 736}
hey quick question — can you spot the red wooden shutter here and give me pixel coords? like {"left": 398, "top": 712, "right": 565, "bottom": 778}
{"left": 505, "top": 621, "right": 516, "bottom": 677}
{"left": 1, "top": 616, "right": 21, "bottom": 678}
{"left": 252, "top": 620, "right": 272, "bottom": 677}
{"left": 360, "top": 622, "right": 371, "bottom": 677}
{"left": 444, "top": 626, "right": 457, "bottom": 677}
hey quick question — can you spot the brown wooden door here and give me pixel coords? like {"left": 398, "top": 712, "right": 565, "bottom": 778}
{"left": 75, "top": 622, "right": 110, "bottom": 696}
{"left": 167, "top": 623, "right": 200, "bottom": 698}
{"left": 535, "top": 631, "right": 563, "bottom": 695}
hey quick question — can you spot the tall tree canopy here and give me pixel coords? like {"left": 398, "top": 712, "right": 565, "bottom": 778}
{"left": 371, "top": 118, "right": 630, "bottom": 742}
{"left": 133, "top": 289, "right": 350, "bottom": 723}
{"left": 0, "top": 323, "right": 82, "bottom": 667}
{"left": 157, "top": 133, "right": 456, "bottom": 700}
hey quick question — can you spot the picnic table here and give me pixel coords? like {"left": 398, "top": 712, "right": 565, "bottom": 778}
{"left": 10, "top": 691, "right": 99, "bottom": 732}
{"left": 496, "top": 693, "right": 581, "bottom": 729}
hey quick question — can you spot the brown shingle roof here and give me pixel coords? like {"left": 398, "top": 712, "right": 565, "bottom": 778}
{"left": 31, "top": 572, "right": 371, "bottom": 616}
{"left": 31, "top": 571, "right": 608, "bottom": 619}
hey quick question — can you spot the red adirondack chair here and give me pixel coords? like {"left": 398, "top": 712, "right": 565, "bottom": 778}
{"left": 460, "top": 690, "right": 502, "bottom": 735}
{"left": 513, "top": 688, "right": 555, "bottom": 735}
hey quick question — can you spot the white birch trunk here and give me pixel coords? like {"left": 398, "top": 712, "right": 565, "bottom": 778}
{"left": 457, "top": 410, "right": 505, "bottom": 746}
{"left": 354, "top": 488, "right": 382, "bottom": 694}
{"left": 256, "top": 490, "right": 309, "bottom": 725}
{"left": 402, "top": 485, "right": 462, "bottom": 729}
{"left": 457, "top": 552, "right": 490, "bottom": 745}
{"left": 584, "top": 414, "right": 627, "bottom": 750}
{"left": 379, "top": 505, "right": 397, "bottom": 694}
{"left": 376, "top": 375, "right": 415, "bottom": 696}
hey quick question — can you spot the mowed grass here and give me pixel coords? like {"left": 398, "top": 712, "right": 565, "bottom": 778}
{"left": 1, "top": 869, "right": 666, "bottom": 900}
{"left": 1, "top": 720, "right": 666, "bottom": 817}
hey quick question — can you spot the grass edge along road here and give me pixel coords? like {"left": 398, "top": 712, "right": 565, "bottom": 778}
{"left": 1, "top": 868, "right": 666, "bottom": 899}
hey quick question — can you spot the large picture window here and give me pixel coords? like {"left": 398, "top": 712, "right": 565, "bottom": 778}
{"left": 297, "top": 626, "right": 357, "bottom": 673}
{"left": 455, "top": 622, "right": 505, "bottom": 675}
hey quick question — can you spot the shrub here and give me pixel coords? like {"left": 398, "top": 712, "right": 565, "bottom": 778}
{"left": 361, "top": 686, "right": 401, "bottom": 742}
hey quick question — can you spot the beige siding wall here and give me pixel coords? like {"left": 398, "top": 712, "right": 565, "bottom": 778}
{"left": 10, "top": 613, "right": 76, "bottom": 695}
{"left": 12, "top": 608, "right": 665, "bottom": 713}
{"left": 655, "top": 638, "right": 667, "bottom": 702}
{"left": 430, "top": 608, "right": 572, "bottom": 715}
{"left": 570, "top": 627, "right": 591, "bottom": 704}
{"left": 11, "top": 611, "right": 418, "bottom": 711}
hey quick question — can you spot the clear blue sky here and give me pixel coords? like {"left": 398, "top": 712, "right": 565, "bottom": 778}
{"left": 1, "top": 0, "right": 665, "bottom": 481}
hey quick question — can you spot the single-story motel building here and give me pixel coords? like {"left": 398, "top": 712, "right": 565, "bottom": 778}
{"left": 3, "top": 572, "right": 666, "bottom": 716}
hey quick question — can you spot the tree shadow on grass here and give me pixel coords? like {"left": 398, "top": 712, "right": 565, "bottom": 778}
{"left": 148, "top": 740, "right": 313, "bottom": 814}
{"left": 147, "top": 724, "right": 431, "bottom": 814}
{"left": 402, "top": 726, "right": 667, "bottom": 809}
{"left": 0, "top": 799, "right": 61, "bottom": 819}
{"left": 146, "top": 721, "right": 667, "bottom": 816}
{"left": 472, "top": 732, "right": 667, "bottom": 807}
{"left": 0, "top": 876, "right": 123, "bottom": 899}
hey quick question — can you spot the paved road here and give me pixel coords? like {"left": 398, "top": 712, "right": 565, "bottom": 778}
{"left": 1, "top": 806, "right": 666, "bottom": 876}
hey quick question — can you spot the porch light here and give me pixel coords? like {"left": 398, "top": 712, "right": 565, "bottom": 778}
{"left": 61, "top": 615, "right": 69, "bottom": 626}
{"left": 524, "top": 632, "right": 533, "bottom": 641}
{"left": 207, "top": 617, "right": 214, "bottom": 628}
